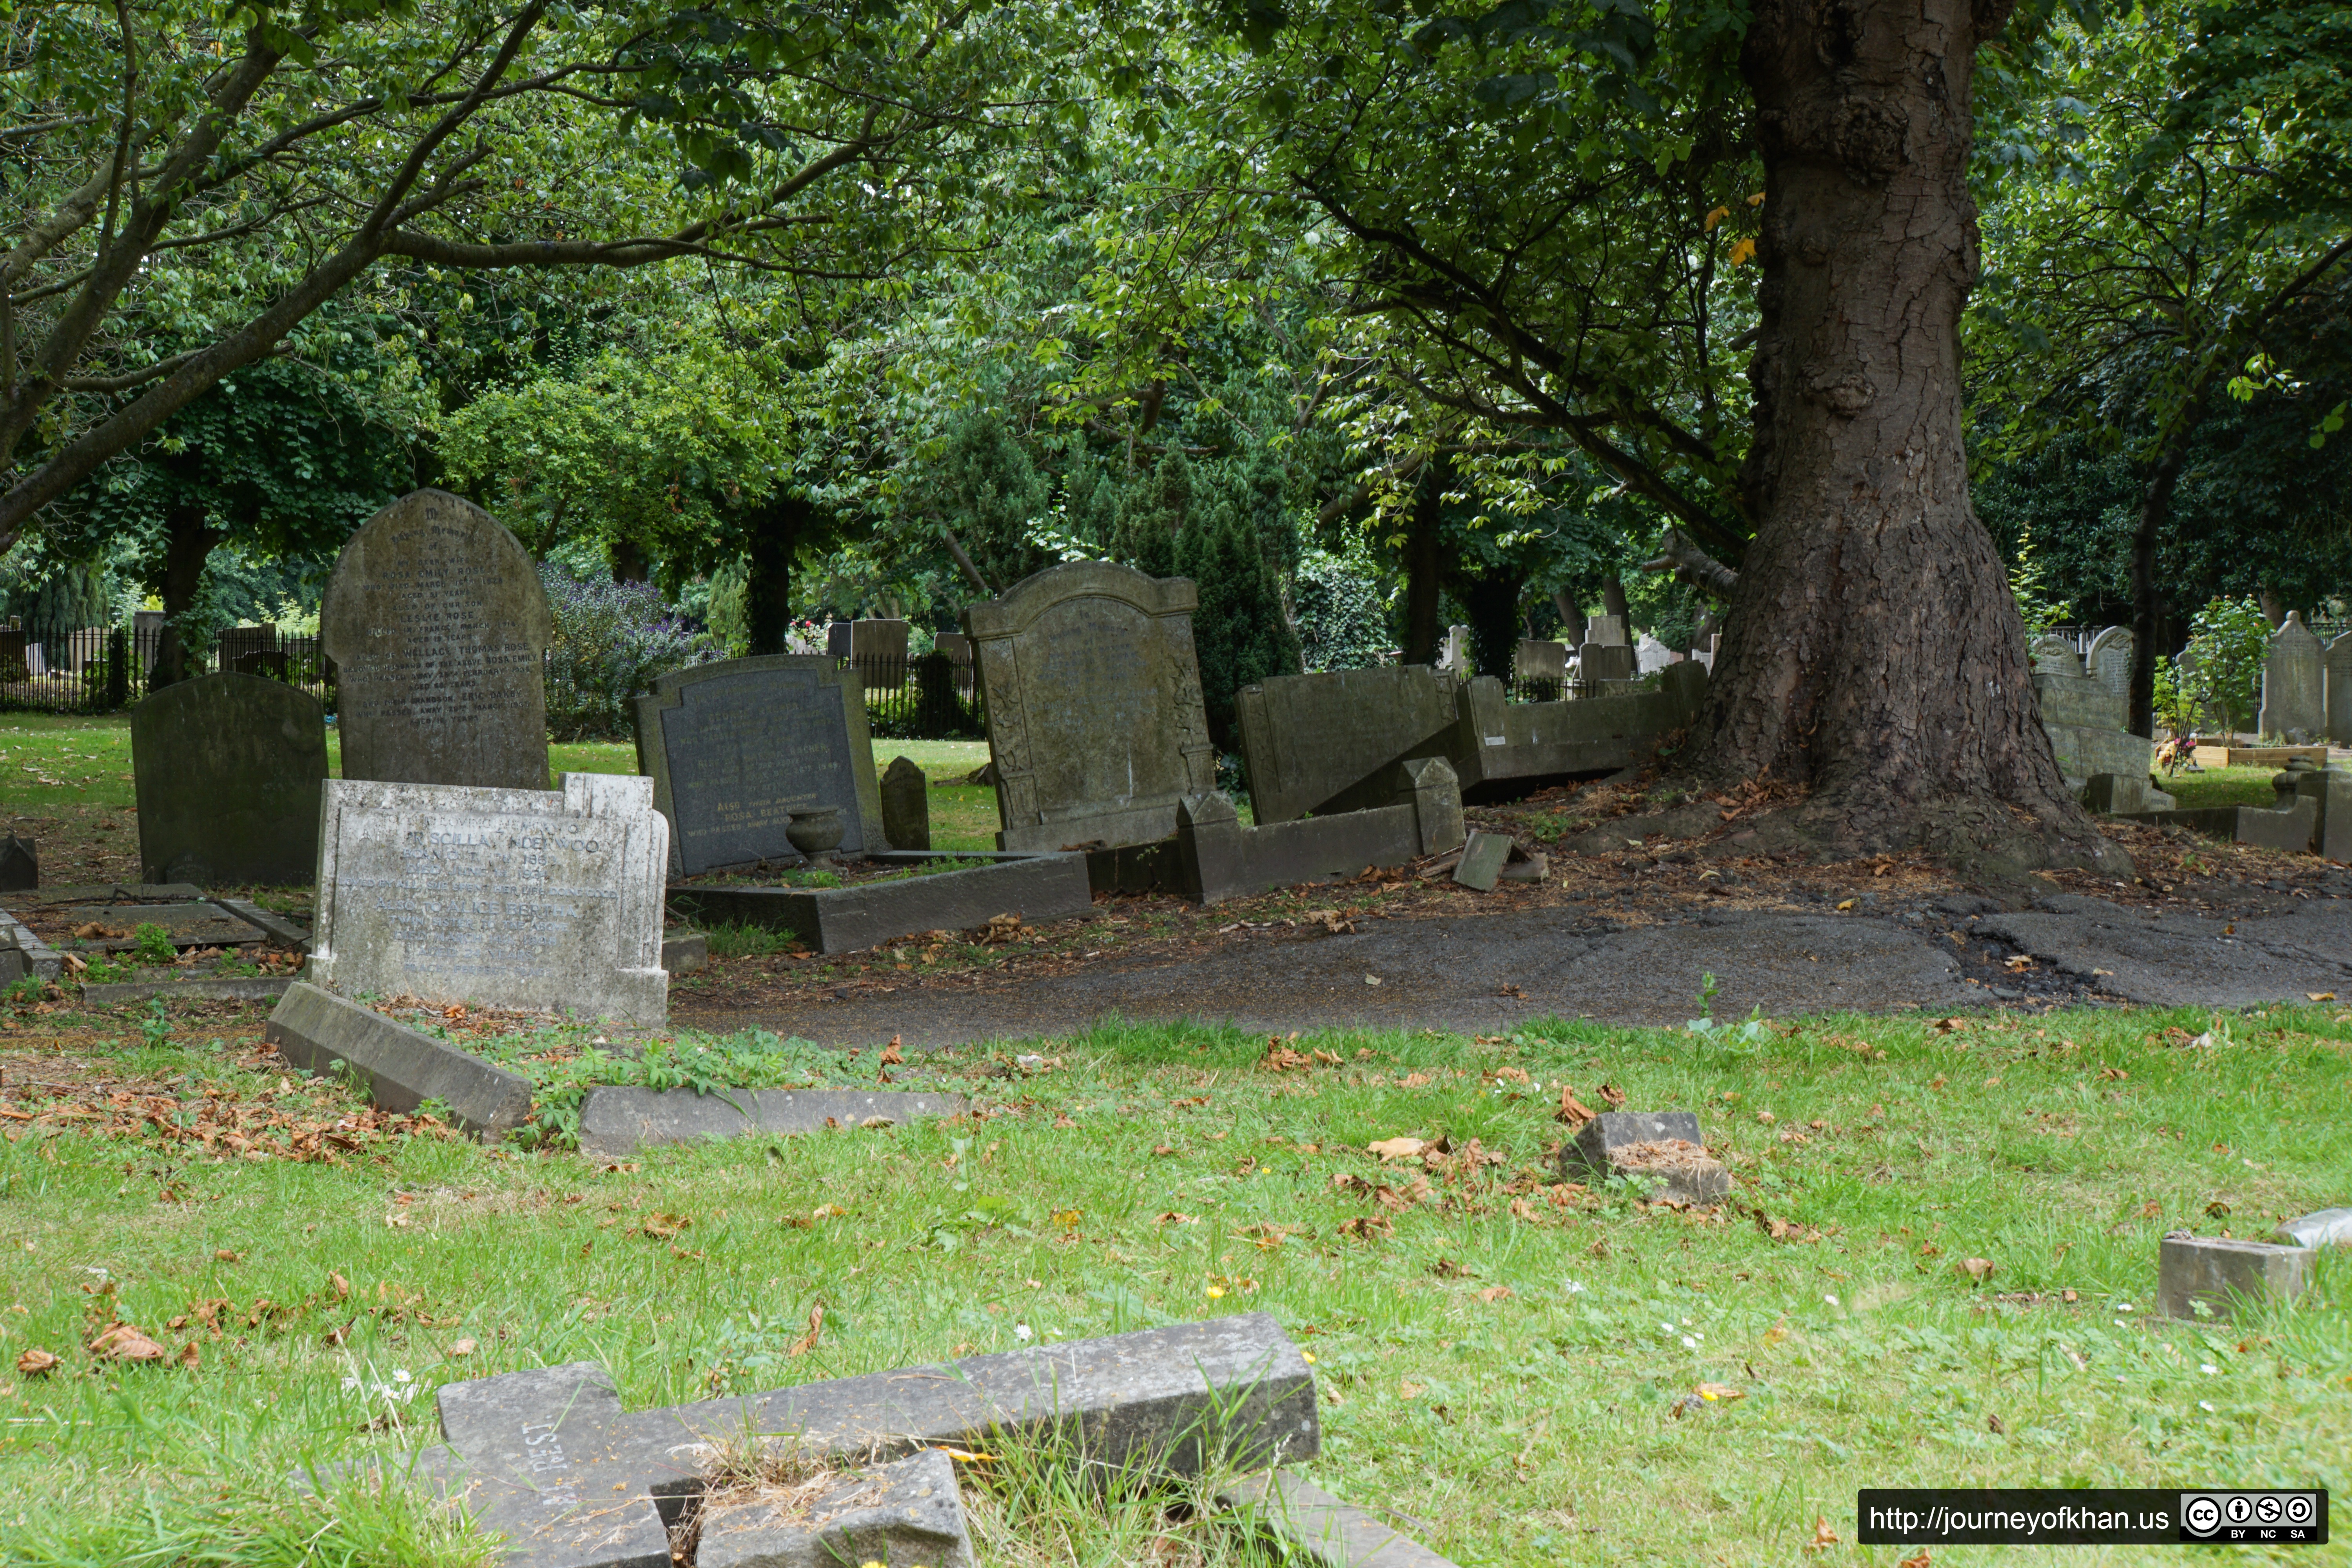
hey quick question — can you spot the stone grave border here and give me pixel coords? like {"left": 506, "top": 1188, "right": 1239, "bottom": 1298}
{"left": 666, "top": 849, "right": 1092, "bottom": 956}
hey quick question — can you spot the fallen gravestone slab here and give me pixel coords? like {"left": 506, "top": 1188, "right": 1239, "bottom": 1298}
{"left": 1446, "top": 661, "right": 1705, "bottom": 800}
{"left": 1558, "top": 1111, "right": 1730, "bottom": 1204}
{"left": 577, "top": 1085, "right": 969, "bottom": 1158}
{"left": 1221, "top": 1470, "right": 1460, "bottom": 1568}
{"left": 1172, "top": 761, "right": 1462, "bottom": 907}
{"left": 0, "top": 908, "right": 61, "bottom": 983}
{"left": 210, "top": 897, "right": 312, "bottom": 951}
{"left": 2273, "top": 1208, "right": 2352, "bottom": 1249}
{"left": 669, "top": 852, "right": 1089, "bottom": 956}
{"left": 1452, "top": 831, "right": 1511, "bottom": 892}
{"left": 1234, "top": 666, "right": 1459, "bottom": 826}
{"left": 361, "top": 1315, "right": 1316, "bottom": 1568}
{"left": 265, "top": 981, "right": 531, "bottom": 1138}
{"left": 696, "top": 1447, "right": 971, "bottom": 1568}
{"left": 84, "top": 975, "right": 293, "bottom": 1006}
{"left": 2158, "top": 1233, "right": 2313, "bottom": 1321}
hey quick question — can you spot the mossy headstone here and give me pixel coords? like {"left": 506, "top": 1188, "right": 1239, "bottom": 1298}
{"left": 130, "top": 672, "right": 327, "bottom": 886}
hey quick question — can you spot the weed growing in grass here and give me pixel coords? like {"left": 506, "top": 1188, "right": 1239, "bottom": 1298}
{"left": 132, "top": 923, "right": 175, "bottom": 966}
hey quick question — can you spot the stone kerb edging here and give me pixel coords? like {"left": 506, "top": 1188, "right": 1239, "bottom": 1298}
{"left": 265, "top": 981, "right": 532, "bottom": 1139}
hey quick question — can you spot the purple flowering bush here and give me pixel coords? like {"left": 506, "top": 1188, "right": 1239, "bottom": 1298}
{"left": 541, "top": 565, "right": 722, "bottom": 739}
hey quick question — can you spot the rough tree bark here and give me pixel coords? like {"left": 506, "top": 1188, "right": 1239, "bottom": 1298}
{"left": 149, "top": 501, "right": 218, "bottom": 689}
{"left": 743, "top": 493, "right": 810, "bottom": 657}
{"left": 2126, "top": 434, "right": 2196, "bottom": 739}
{"left": 1401, "top": 461, "right": 1446, "bottom": 666}
{"left": 1705, "top": 0, "right": 2122, "bottom": 873}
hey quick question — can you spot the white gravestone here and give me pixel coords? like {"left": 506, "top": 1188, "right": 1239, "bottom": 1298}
{"left": 309, "top": 773, "right": 670, "bottom": 1025}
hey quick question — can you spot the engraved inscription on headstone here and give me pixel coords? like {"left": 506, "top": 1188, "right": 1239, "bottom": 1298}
{"left": 309, "top": 773, "right": 669, "bottom": 1024}
{"left": 963, "top": 562, "right": 1217, "bottom": 852}
{"left": 630, "top": 655, "right": 886, "bottom": 875}
{"left": 2261, "top": 612, "right": 2326, "bottom": 739}
{"left": 321, "top": 489, "right": 553, "bottom": 790}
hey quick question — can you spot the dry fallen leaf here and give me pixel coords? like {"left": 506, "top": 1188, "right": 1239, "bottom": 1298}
{"left": 2308, "top": 992, "right": 2336, "bottom": 1002}
{"left": 1338, "top": 1213, "right": 1393, "bottom": 1241}
{"left": 450, "top": 1338, "right": 479, "bottom": 1358}
{"left": 15, "top": 1348, "right": 59, "bottom": 1377}
{"left": 1367, "top": 1136, "right": 1427, "bottom": 1161}
{"left": 1555, "top": 1085, "right": 1595, "bottom": 1126}
{"left": 1805, "top": 1516, "right": 1839, "bottom": 1553}
{"left": 1477, "top": 1285, "right": 1514, "bottom": 1303}
{"left": 786, "top": 1304, "right": 824, "bottom": 1357}
{"left": 1955, "top": 1257, "right": 1996, "bottom": 1283}
{"left": 1597, "top": 1082, "right": 1626, "bottom": 1109}
{"left": 641, "top": 1212, "right": 688, "bottom": 1240}
{"left": 176, "top": 1341, "right": 199, "bottom": 1368}
{"left": 88, "top": 1323, "right": 167, "bottom": 1362}
{"left": 1694, "top": 1381, "right": 1746, "bottom": 1403}
{"left": 330, "top": 1272, "right": 351, "bottom": 1301}
{"left": 880, "top": 1037, "right": 904, "bottom": 1066}
{"left": 1900, "top": 1551, "right": 1933, "bottom": 1568}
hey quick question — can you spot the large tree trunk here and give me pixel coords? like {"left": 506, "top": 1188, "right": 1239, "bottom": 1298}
{"left": 149, "top": 501, "right": 219, "bottom": 690}
{"left": 2127, "top": 435, "right": 2193, "bottom": 737}
{"left": 1460, "top": 563, "right": 1524, "bottom": 683}
{"left": 743, "top": 494, "right": 808, "bottom": 657}
{"left": 1708, "top": 0, "right": 2120, "bottom": 873}
{"left": 1401, "top": 461, "right": 1445, "bottom": 666}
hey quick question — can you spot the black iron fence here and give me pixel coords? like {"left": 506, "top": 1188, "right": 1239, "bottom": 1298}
{"left": 0, "top": 619, "right": 334, "bottom": 715}
{"left": 851, "top": 650, "right": 984, "bottom": 740}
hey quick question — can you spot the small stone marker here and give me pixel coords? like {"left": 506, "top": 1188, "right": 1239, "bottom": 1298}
{"left": 880, "top": 755, "right": 931, "bottom": 851}
{"left": 265, "top": 981, "right": 532, "bottom": 1138}
{"left": 2259, "top": 612, "right": 2326, "bottom": 740}
{"left": 1221, "top": 1470, "right": 1461, "bottom": 1568}
{"left": 578, "top": 1086, "right": 969, "bottom": 1158}
{"left": 1558, "top": 1111, "right": 1730, "bottom": 1204}
{"left": 2158, "top": 1232, "right": 2312, "bottom": 1321}
{"left": 1453, "top": 830, "right": 1511, "bottom": 891}
{"left": 2272, "top": 1208, "right": 2352, "bottom": 1249}
{"left": 370, "top": 1315, "right": 1316, "bottom": 1568}
{"left": 321, "top": 489, "right": 553, "bottom": 789}
{"left": 661, "top": 930, "right": 707, "bottom": 975}
{"left": 130, "top": 671, "right": 328, "bottom": 886}
{"left": 0, "top": 835, "right": 34, "bottom": 891}
{"left": 632, "top": 655, "right": 886, "bottom": 874}
{"left": 697, "top": 1448, "right": 972, "bottom": 1568}
{"left": 309, "top": 773, "right": 670, "bottom": 1024}
{"left": 964, "top": 562, "right": 1217, "bottom": 851}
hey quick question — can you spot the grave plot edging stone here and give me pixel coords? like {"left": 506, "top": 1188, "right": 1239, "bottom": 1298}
{"left": 667, "top": 853, "right": 1090, "bottom": 955}
{"left": 265, "top": 980, "right": 532, "bottom": 1139}
{"left": 0, "top": 909, "right": 61, "bottom": 982}
{"left": 1219, "top": 1469, "right": 1461, "bottom": 1568}
{"left": 85, "top": 975, "right": 293, "bottom": 1005}
{"left": 2158, "top": 1233, "right": 2314, "bottom": 1321}
{"left": 577, "top": 1086, "right": 970, "bottom": 1158}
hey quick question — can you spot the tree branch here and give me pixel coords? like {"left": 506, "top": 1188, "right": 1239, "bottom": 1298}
{"left": 1641, "top": 526, "right": 1741, "bottom": 599}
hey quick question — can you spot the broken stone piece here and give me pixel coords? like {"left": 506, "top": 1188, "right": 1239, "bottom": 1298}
{"left": 1452, "top": 831, "right": 1512, "bottom": 892}
{"left": 1220, "top": 1468, "right": 1461, "bottom": 1567}
{"left": 1557, "top": 1111, "right": 1730, "bottom": 1204}
{"left": 697, "top": 1448, "right": 972, "bottom": 1568}
{"left": 2158, "top": 1233, "right": 2313, "bottom": 1321}
{"left": 2271, "top": 1207, "right": 2352, "bottom": 1250}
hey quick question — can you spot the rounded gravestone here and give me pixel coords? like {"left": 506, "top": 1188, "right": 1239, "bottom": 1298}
{"left": 130, "top": 672, "right": 328, "bottom": 886}
{"left": 321, "top": 489, "right": 552, "bottom": 790}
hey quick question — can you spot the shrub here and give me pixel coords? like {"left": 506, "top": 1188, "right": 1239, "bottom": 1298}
{"left": 2175, "top": 596, "right": 2269, "bottom": 736}
{"left": 1178, "top": 498, "right": 1302, "bottom": 751}
{"left": 1292, "top": 549, "right": 1389, "bottom": 671}
{"left": 540, "top": 566, "right": 722, "bottom": 740}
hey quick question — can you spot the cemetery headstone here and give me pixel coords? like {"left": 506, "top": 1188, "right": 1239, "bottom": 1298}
{"left": 308, "top": 772, "right": 670, "bottom": 1024}
{"left": 129, "top": 671, "right": 327, "bottom": 886}
{"left": 132, "top": 610, "right": 165, "bottom": 674}
{"left": 266, "top": 982, "right": 533, "bottom": 1138}
{"left": 914, "top": 648, "right": 963, "bottom": 735}
{"left": 828, "top": 617, "right": 911, "bottom": 694}
{"left": 1579, "top": 641, "right": 1636, "bottom": 682}
{"left": 1453, "top": 830, "right": 1511, "bottom": 891}
{"left": 1558, "top": 1110, "right": 1730, "bottom": 1203}
{"left": 2258, "top": 612, "right": 2325, "bottom": 740}
{"left": 1635, "top": 632, "right": 1671, "bottom": 675}
{"left": 631, "top": 655, "right": 887, "bottom": 874}
{"left": 579, "top": 1085, "right": 970, "bottom": 1158}
{"left": 2158, "top": 1232, "right": 2312, "bottom": 1321}
{"left": 320, "top": 489, "right": 552, "bottom": 789}
{"left": 2033, "top": 640, "right": 2152, "bottom": 788}
{"left": 0, "top": 835, "right": 33, "bottom": 891}
{"left": 2029, "top": 635, "right": 2080, "bottom": 677}
{"left": 1584, "top": 614, "right": 1627, "bottom": 646}
{"left": 880, "top": 754, "right": 931, "bottom": 851}
{"left": 2273, "top": 1207, "right": 2352, "bottom": 1249}
{"left": 963, "top": 561, "right": 1217, "bottom": 851}
{"left": 1233, "top": 665, "right": 1458, "bottom": 825}
{"left": 2084, "top": 626, "right": 2133, "bottom": 709}
{"left": 1514, "top": 639, "right": 1567, "bottom": 681}
{"left": 697, "top": 1448, "right": 973, "bottom": 1568}
{"left": 2327, "top": 633, "right": 2352, "bottom": 745}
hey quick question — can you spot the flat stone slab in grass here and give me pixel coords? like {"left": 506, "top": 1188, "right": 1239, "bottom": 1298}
{"left": 669, "top": 852, "right": 1090, "bottom": 956}
{"left": 47, "top": 899, "right": 270, "bottom": 953}
{"left": 84, "top": 975, "right": 293, "bottom": 1006}
{"left": 266, "top": 981, "right": 532, "bottom": 1139}
{"left": 1221, "top": 1469, "right": 1460, "bottom": 1568}
{"left": 1558, "top": 1111, "right": 1730, "bottom": 1204}
{"left": 210, "top": 897, "right": 312, "bottom": 951}
{"left": 2273, "top": 1208, "right": 2352, "bottom": 1249}
{"left": 1976, "top": 897, "right": 2352, "bottom": 1007}
{"left": 697, "top": 1448, "right": 971, "bottom": 1568}
{"left": 367, "top": 1315, "right": 1315, "bottom": 1568}
{"left": 577, "top": 1086, "right": 969, "bottom": 1158}
{"left": 2158, "top": 1234, "right": 2314, "bottom": 1321}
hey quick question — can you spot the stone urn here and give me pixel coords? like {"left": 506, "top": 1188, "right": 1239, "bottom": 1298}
{"left": 785, "top": 806, "right": 847, "bottom": 866}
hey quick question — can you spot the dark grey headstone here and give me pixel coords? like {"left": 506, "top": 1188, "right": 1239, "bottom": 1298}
{"left": 1233, "top": 666, "right": 1458, "bottom": 826}
{"left": 632, "top": 655, "right": 885, "bottom": 874}
{"left": 1557, "top": 1110, "right": 1729, "bottom": 1204}
{"left": 698, "top": 1448, "right": 972, "bottom": 1568}
{"left": 0, "top": 835, "right": 34, "bottom": 891}
{"left": 964, "top": 563, "right": 1217, "bottom": 851}
{"left": 2158, "top": 1234, "right": 2312, "bottom": 1321}
{"left": 1580, "top": 643, "right": 1635, "bottom": 682}
{"left": 881, "top": 755, "right": 930, "bottom": 851}
{"left": 577, "top": 1085, "right": 969, "bottom": 1158}
{"left": 265, "top": 980, "right": 532, "bottom": 1138}
{"left": 321, "top": 489, "right": 553, "bottom": 790}
{"left": 129, "top": 671, "right": 327, "bottom": 886}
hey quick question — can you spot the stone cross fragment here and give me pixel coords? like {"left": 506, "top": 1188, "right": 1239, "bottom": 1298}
{"left": 696, "top": 1447, "right": 971, "bottom": 1568}
{"left": 375, "top": 1314, "right": 1316, "bottom": 1568}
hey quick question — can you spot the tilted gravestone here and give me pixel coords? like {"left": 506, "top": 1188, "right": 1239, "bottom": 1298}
{"left": 2326, "top": 633, "right": 2352, "bottom": 745}
{"left": 964, "top": 562, "right": 1217, "bottom": 851}
{"left": 880, "top": 754, "right": 930, "bottom": 851}
{"left": 130, "top": 671, "right": 327, "bottom": 886}
{"left": 1233, "top": 665, "right": 1458, "bottom": 826}
{"left": 359, "top": 1315, "right": 1317, "bottom": 1568}
{"left": 631, "top": 655, "right": 886, "bottom": 875}
{"left": 321, "top": 489, "right": 553, "bottom": 790}
{"left": 309, "top": 772, "right": 670, "bottom": 1024}
{"left": 2032, "top": 637, "right": 2153, "bottom": 788}
{"left": 2258, "top": 612, "right": 2325, "bottom": 740}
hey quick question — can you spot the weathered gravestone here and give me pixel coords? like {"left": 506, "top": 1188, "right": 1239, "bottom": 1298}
{"left": 129, "top": 671, "right": 327, "bottom": 886}
{"left": 1578, "top": 641, "right": 1636, "bottom": 683}
{"left": 309, "top": 772, "right": 670, "bottom": 1024}
{"left": 2029, "top": 634, "right": 2079, "bottom": 677}
{"left": 1233, "top": 665, "right": 1459, "bottom": 826}
{"left": 697, "top": 1447, "right": 973, "bottom": 1568}
{"left": 964, "top": 562, "right": 1217, "bottom": 851}
{"left": 2327, "top": 633, "right": 2352, "bottom": 745}
{"left": 365, "top": 1314, "right": 1318, "bottom": 1568}
{"left": 2158, "top": 1233, "right": 2312, "bottom": 1321}
{"left": 0, "top": 835, "right": 34, "bottom": 891}
{"left": 1514, "top": 640, "right": 1568, "bottom": 695}
{"left": 880, "top": 755, "right": 930, "bottom": 851}
{"left": 1584, "top": 614, "right": 1627, "bottom": 646}
{"left": 321, "top": 490, "right": 553, "bottom": 789}
{"left": 631, "top": 655, "right": 886, "bottom": 874}
{"left": 2031, "top": 639, "right": 2155, "bottom": 788}
{"left": 2085, "top": 626, "right": 2133, "bottom": 708}
{"left": 2259, "top": 612, "right": 2326, "bottom": 740}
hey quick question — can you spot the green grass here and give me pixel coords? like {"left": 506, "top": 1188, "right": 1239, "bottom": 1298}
{"left": 1, "top": 1002, "right": 2346, "bottom": 1564}
{"left": 2160, "top": 765, "right": 2300, "bottom": 812}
